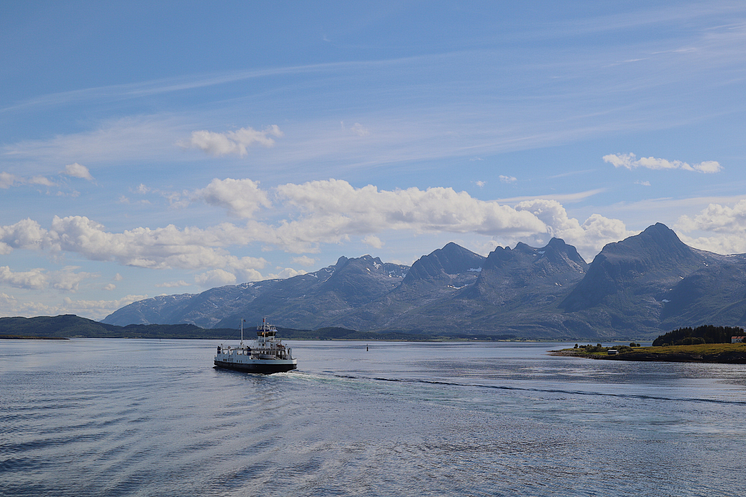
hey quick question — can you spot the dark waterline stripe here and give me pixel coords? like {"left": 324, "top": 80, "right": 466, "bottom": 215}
{"left": 327, "top": 373, "right": 746, "bottom": 406}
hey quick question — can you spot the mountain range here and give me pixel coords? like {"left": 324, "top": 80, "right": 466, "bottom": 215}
{"left": 103, "top": 223, "right": 746, "bottom": 340}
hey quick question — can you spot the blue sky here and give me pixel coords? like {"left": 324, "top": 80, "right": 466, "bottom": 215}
{"left": 2, "top": 1, "right": 745, "bottom": 319}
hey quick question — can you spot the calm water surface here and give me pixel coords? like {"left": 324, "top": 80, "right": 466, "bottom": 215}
{"left": 2, "top": 339, "right": 746, "bottom": 496}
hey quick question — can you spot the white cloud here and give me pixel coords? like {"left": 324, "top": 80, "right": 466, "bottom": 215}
{"left": 674, "top": 200, "right": 746, "bottom": 254}
{"left": 499, "top": 175, "right": 517, "bottom": 183}
{"left": 635, "top": 180, "right": 651, "bottom": 186}
{"left": 268, "top": 267, "right": 307, "bottom": 279}
{"left": 49, "top": 266, "right": 98, "bottom": 292}
{"left": 62, "top": 162, "right": 94, "bottom": 181}
{"left": 515, "top": 199, "right": 635, "bottom": 258}
{"left": 186, "top": 125, "right": 283, "bottom": 157}
{"left": 0, "top": 292, "right": 55, "bottom": 317}
{"left": 104, "top": 284, "right": 116, "bottom": 291}
{"left": 0, "top": 218, "right": 47, "bottom": 253}
{"left": 679, "top": 233, "right": 746, "bottom": 255}
{"left": 292, "top": 256, "right": 316, "bottom": 267}
{"left": 475, "top": 180, "right": 486, "bottom": 188}
{"left": 195, "top": 269, "right": 237, "bottom": 288}
{"left": 676, "top": 200, "right": 746, "bottom": 234}
{"left": 29, "top": 176, "right": 55, "bottom": 186}
{"left": 0, "top": 172, "right": 18, "bottom": 188}
{"left": 0, "top": 215, "right": 268, "bottom": 281}
{"left": 363, "top": 235, "right": 383, "bottom": 249}
{"left": 0, "top": 172, "right": 55, "bottom": 189}
{"left": 194, "top": 178, "right": 271, "bottom": 218}
{"left": 275, "top": 179, "right": 547, "bottom": 241}
{"left": 0, "top": 265, "right": 98, "bottom": 292}
{"left": 603, "top": 153, "right": 722, "bottom": 173}
{"left": 0, "top": 266, "right": 47, "bottom": 290}
{"left": 690, "top": 161, "right": 722, "bottom": 174}
{"left": 60, "top": 294, "right": 149, "bottom": 321}
{"left": 0, "top": 178, "right": 637, "bottom": 284}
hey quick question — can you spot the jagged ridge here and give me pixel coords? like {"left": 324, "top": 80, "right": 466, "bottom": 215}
{"left": 103, "top": 223, "right": 746, "bottom": 339}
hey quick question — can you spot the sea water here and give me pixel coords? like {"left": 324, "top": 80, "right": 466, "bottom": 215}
{"left": 2, "top": 339, "right": 745, "bottom": 496}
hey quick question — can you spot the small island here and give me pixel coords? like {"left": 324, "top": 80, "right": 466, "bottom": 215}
{"left": 552, "top": 325, "right": 746, "bottom": 364}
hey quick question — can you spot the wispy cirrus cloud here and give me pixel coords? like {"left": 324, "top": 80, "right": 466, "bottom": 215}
{"left": 155, "top": 280, "right": 191, "bottom": 288}
{"left": 603, "top": 153, "right": 722, "bottom": 173}
{"left": 0, "top": 171, "right": 56, "bottom": 189}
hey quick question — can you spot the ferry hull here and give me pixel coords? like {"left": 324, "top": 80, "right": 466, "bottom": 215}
{"left": 214, "top": 359, "right": 297, "bottom": 374}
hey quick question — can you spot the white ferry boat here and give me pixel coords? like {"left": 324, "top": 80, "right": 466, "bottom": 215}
{"left": 214, "top": 318, "right": 297, "bottom": 374}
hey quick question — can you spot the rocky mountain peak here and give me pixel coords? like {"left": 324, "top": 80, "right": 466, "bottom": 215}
{"left": 560, "top": 223, "right": 705, "bottom": 313}
{"left": 403, "top": 242, "right": 485, "bottom": 284}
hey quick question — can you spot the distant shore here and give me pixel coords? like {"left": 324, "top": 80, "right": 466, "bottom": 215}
{"left": 0, "top": 335, "right": 69, "bottom": 340}
{"left": 551, "top": 343, "right": 746, "bottom": 364}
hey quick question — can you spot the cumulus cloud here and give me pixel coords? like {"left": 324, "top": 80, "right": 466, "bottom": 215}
{"left": 0, "top": 218, "right": 47, "bottom": 254}
{"left": 515, "top": 199, "right": 635, "bottom": 258}
{"left": 186, "top": 125, "right": 283, "bottom": 157}
{"left": 677, "top": 200, "right": 746, "bottom": 234}
{"left": 60, "top": 294, "right": 149, "bottom": 320}
{"left": 194, "top": 178, "right": 271, "bottom": 218}
{"left": 0, "top": 266, "right": 47, "bottom": 290}
{"left": 0, "top": 265, "right": 96, "bottom": 292}
{"left": 0, "top": 177, "right": 639, "bottom": 285}
{"left": 276, "top": 179, "right": 547, "bottom": 240}
{"left": 195, "top": 269, "right": 237, "bottom": 288}
{"left": 49, "top": 266, "right": 98, "bottom": 292}
{"left": 270, "top": 179, "right": 635, "bottom": 260}
{"left": 292, "top": 256, "right": 316, "bottom": 267}
{"left": 672, "top": 196, "right": 746, "bottom": 255}
{"left": 499, "top": 175, "right": 517, "bottom": 183}
{"left": 603, "top": 153, "right": 722, "bottom": 173}
{"left": 268, "top": 267, "right": 307, "bottom": 279}
{"left": 0, "top": 292, "right": 56, "bottom": 317}
{"left": 363, "top": 235, "right": 383, "bottom": 248}
{"left": 675, "top": 200, "right": 746, "bottom": 254}
{"left": 0, "top": 215, "right": 268, "bottom": 281}
{"left": 62, "top": 162, "right": 95, "bottom": 181}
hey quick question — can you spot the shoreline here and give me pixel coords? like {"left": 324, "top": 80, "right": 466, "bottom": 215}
{"left": 0, "top": 335, "right": 69, "bottom": 340}
{"left": 551, "top": 343, "right": 746, "bottom": 364}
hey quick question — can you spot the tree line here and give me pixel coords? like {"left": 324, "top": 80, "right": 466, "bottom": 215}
{"left": 652, "top": 325, "right": 744, "bottom": 347}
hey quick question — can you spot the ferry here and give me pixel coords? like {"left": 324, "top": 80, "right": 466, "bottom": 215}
{"left": 214, "top": 318, "right": 297, "bottom": 374}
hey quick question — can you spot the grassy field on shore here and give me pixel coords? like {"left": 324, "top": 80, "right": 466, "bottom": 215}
{"left": 553, "top": 342, "right": 746, "bottom": 363}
